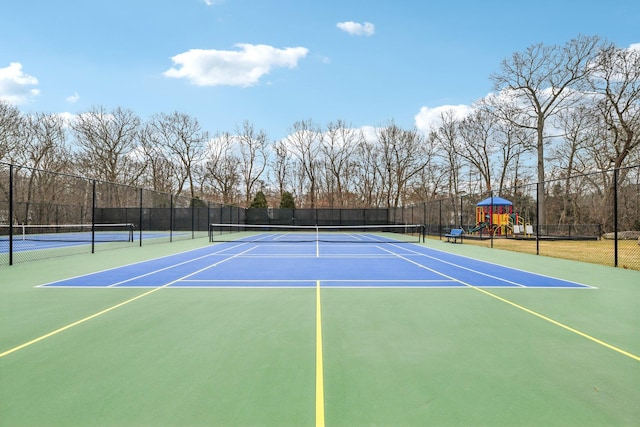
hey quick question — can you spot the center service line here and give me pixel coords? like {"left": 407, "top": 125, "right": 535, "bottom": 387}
{"left": 316, "top": 280, "right": 325, "bottom": 427}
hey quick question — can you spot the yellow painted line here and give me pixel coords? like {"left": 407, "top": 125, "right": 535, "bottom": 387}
{"left": 470, "top": 286, "right": 640, "bottom": 362}
{"left": 382, "top": 246, "right": 639, "bottom": 363}
{"left": 0, "top": 286, "right": 164, "bottom": 359}
{"left": 315, "top": 280, "right": 325, "bottom": 427}
{"left": 0, "top": 249, "right": 252, "bottom": 359}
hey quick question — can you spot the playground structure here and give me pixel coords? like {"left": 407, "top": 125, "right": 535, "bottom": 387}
{"left": 469, "top": 196, "right": 532, "bottom": 237}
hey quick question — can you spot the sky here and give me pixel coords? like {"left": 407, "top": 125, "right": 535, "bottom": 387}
{"left": 1, "top": 0, "right": 639, "bottom": 141}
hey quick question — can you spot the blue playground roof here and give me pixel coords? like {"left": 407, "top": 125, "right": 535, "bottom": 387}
{"left": 477, "top": 196, "right": 513, "bottom": 206}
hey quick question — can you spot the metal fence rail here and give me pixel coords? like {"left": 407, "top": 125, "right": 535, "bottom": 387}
{"left": 0, "top": 163, "right": 245, "bottom": 265}
{"left": 414, "top": 165, "right": 640, "bottom": 270}
{"left": 1, "top": 162, "right": 638, "bottom": 269}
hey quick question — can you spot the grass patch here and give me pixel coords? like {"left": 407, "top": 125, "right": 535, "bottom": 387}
{"left": 432, "top": 236, "right": 640, "bottom": 270}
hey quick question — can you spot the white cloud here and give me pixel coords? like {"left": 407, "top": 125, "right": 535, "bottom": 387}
{"left": 202, "top": 0, "right": 223, "bottom": 5}
{"left": 337, "top": 21, "right": 375, "bottom": 37}
{"left": 66, "top": 92, "right": 80, "bottom": 103}
{"left": 52, "top": 112, "right": 77, "bottom": 128}
{"left": 163, "top": 44, "right": 309, "bottom": 87}
{"left": 0, "top": 62, "right": 40, "bottom": 104}
{"left": 628, "top": 43, "right": 640, "bottom": 51}
{"left": 414, "top": 104, "right": 474, "bottom": 133}
{"left": 359, "top": 125, "right": 378, "bottom": 142}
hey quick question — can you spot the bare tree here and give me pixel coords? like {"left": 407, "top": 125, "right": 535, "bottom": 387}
{"left": 0, "top": 100, "right": 23, "bottom": 162}
{"left": 285, "top": 119, "right": 321, "bottom": 208}
{"left": 493, "top": 117, "right": 532, "bottom": 195}
{"left": 376, "top": 121, "right": 428, "bottom": 208}
{"left": 72, "top": 106, "right": 142, "bottom": 185}
{"left": 148, "top": 112, "right": 208, "bottom": 199}
{"left": 402, "top": 116, "right": 445, "bottom": 204}
{"left": 457, "top": 107, "right": 530, "bottom": 195}
{"left": 271, "top": 138, "right": 292, "bottom": 200}
{"left": 489, "top": 35, "right": 604, "bottom": 226}
{"left": 205, "top": 132, "right": 240, "bottom": 205}
{"left": 430, "top": 111, "right": 464, "bottom": 197}
{"left": 548, "top": 105, "right": 600, "bottom": 226}
{"left": 457, "top": 109, "right": 495, "bottom": 193}
{"left": 588, "top": 44, "right": 640, "bottom": 170}
{"left": 17, "top": 113, "right": 73, "bottom": 224}
{"left": 236, "top": 121, "right": 268, "bottom": 207}
{"left": 580, "top": 44, "right": 640, "bottom": 231}
{"left": 553, "top": 104, "right": 597, "bottom": 177}
{"left": 320, "top": 120, "right": 361, "bottom": 207}
{"left": 19, "top": 113, "right": 70, "bottom": 172}
{"left": 353, "top": 136, "right": 382, "bottom": 207}
{"left": 139, "top": 121, "right": 178, "bottom": 193}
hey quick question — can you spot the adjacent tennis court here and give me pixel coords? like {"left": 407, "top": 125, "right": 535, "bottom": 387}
{"left": 1, "top": 228, "right": 638, "bottom": 426}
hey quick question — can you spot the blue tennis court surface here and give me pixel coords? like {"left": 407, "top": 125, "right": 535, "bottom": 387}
{"left": 39, "top": 239, "right": 593, "bottom": 289}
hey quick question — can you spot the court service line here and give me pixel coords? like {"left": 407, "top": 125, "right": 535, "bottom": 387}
{"left": 36, "top": 242, "right": 250, "bottom": 288}
{"left": 389, "top": 242, "right": 592, "bottom": 289}
{"left": 380, "top": 244, "right": 531, "bottom": 288}
{"left": 0, "top": 247, "right": 257, "bottom": 359}
{"left": 315, "top": 280, "right": 325, "bottom": 427}
{"left": 380, "top": 246, "right": 640, "bottom": 363}
{"left": 106, "top": 242, "right": 252, "bottom": 287}
{"left": 376, "top": 246, "right": 461, "bottom": 278}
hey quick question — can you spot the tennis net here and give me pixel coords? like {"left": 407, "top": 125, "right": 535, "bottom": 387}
{"left": 208, "top": 223, "right": 425, "bottom": 243}
{"left": 0, "top": 223, "right": 135, "bottom": 243}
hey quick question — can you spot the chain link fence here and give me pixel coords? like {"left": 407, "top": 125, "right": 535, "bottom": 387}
{"left": 0, "top": 163, "right": 244, "bottom": 265}
{"left": 2, "top": 162, "right": 638, "bottom": 269}
{"left": 416, "top": 165, "right": 640, "bottom": 270}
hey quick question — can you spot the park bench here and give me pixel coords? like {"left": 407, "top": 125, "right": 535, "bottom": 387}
{"left": 445, "top": 228, "right": 464, "bottom": 243}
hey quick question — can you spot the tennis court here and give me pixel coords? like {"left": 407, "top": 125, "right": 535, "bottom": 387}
{"left": 0, "top": 223, "right": 195, "bottom": 264}
{"left": 1, "top": 227, "right": 638, "bottom": 426}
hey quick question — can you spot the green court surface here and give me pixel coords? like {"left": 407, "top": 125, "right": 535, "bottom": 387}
{"left": 1, "top": 238, "right": 638, "bottom": 426}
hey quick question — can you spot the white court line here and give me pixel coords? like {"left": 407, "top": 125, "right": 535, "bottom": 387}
{"left": 0, "top": 246, "right": 257, "bottom": 358}
{"left": 385, "top": 242, "right": 595, "bottom": 289}
{"left": 179, "top": 279, "right": 457, "bottom": 284}
{"left": 37, "top": 241, "right": 252, "bottom": 288}
{"left": 233, "top": 252, "right": 407, "bottom": 258}
{"left": 373, "top": 245, "right": 472, "bottom": 286}
{"left": 107, "top": 243, "right": 256, "bottom": 288}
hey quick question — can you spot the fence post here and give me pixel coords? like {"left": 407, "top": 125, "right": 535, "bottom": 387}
{"left": 536, "top": 182, "right": 540, "bottom": 255}
{"left": 91, "top": 180, "right": 96, "bottom": 254}
{"left": 438, "top": 199, "right": 442, "bottom": 239}
{"left": 490, "top": 191, "right": 494, "bottom": 249}
{"left": 9, "top": 164, "right": 13, "bottom": 265}
{"left": 170, "top": 194, "right": 174, "bottom": 242}
{"left": 614, "top": 168, "right": 619, "bottom": 267}
{"left": 139, "top": 188, "right": 143, "bottom": 247}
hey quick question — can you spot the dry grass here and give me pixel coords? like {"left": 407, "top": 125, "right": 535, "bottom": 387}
{"left": 433, "top": 236, "right": 640, "bottom": 271}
